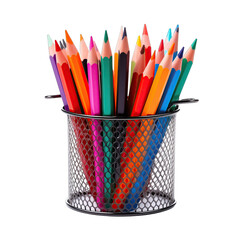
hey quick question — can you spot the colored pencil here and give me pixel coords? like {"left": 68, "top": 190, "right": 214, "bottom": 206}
{"left": 125, "top": 48, "right": 184, "bottom": 210}
{"left": 113, "top": 26, "right": 123, "bottom": 113}
{"left": 80, "top": 34, "right": 89, "bottom": 80}
{"left": 142, "top": 43, "right": 175, "bottom": 116}
{"left": 164, "top": 28, "right": 172, "bottom": 55}
{"left": 55, "top": 40, "right": 81, "bottom": 114}
{"left": 128, "top": 45, "right": 145, "bottom": 114}
{"left": 171, "top": 39, "right": 197, "bottom": 102}
{"left": 101, "top": 30, "right": 114, "bottom": 208}
{"left": 65, "top": 30, "right": 91, "bottom": 114}
{"left": 116, "top": 27, "right": 130, "bottom": 116}
{"left": 87, "top": 36, "right": 104, "bottom": 210}
{"left": 130, "top": 35, "right": 141, "bottom": 82}
{"left": 131, "top": 51, "right": 156, "bottom": 117}
{"left": 142, "top": 24, "right": 151, "bottom": 66}
{"left": 47, "top": 35, "right": 69, "bottom": 111}
{"left": 154, "top": 39, "right": 164, "bottom": 76}
{"left": 157, "top": 47, "right": 184, "bottom": 113}
{"left": 165, "top": 25, "right": 179, "bottom": 61}
{"left": 112, "top": 27, "right": 130, "bottom": 189}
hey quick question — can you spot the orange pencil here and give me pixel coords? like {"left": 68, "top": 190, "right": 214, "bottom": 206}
{"left": 131, "top": 51, "right": 156, "bottom": 117}
{"left": 127, "top": 45, "right": 145, "bottom": 114}
{"left": 113, "top": 26, "right": 123, "bottom": 113}
{"left": 142, "top": 24, "right": 151, "bottom": 66}
{"left": 65, "top": 30, "right": 91, "bottom": 115}
{"left": 142, "top": 43, "right": 175, "bottom": 116}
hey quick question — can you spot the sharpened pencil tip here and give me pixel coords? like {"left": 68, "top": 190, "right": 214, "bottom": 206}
{"left": 55, "top": 40, "right": 61, "bottom": 52}
{"left": 122, "top": 27, "right": 127, "bottom": 39}
{"left": 158, "top": 39, "right": 164, "bottom": 52}
{"left": 191, "top": 39, "right": 197, "bottom": 50}
{"left": 47, "top": 35, "right": 53, "bottom": 47}
{"left": 90, "top": 36, "right": 94, "bottom": 50}
{"left": 175, "top": 25, "right": 179, "bottom": 32}
{"left": 137, "top": 36, "right": 141, "bottom": 47}
{"left": 104, "top": 30, "right": 108, "bottom": 43}
{"left": 178, "top": 47, "right": 184, "bottom": 59}
{"left": 80, "top": 34, "right": 83, "bottom": 41}
{"left": 65, "top": 30, "right": 73, "bottom": 44}
{"left": 62, "top": 39, "right": 66, "bottom": 48}
{"left": 168, "top": 43, "right": 175, "bottom": 55}
{"left": 151, "top": 50, "right": 156, "bottom": 60}
{"left": 166, "top": 28, "right": 172, "bottom": 42}
{"left": 140, "top": 45, "right": 145, "bottom": 54}
{"left": 59, "top": 41, "right": 64, "bottom": 49}
{"left": 143, "top": 24, "right": 148, "bottom": 35}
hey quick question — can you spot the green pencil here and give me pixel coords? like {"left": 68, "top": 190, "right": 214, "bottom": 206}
{"left": 101, "top": 30, "right": 114, "bottom": 209}
{"left": 171, "top": 39, "right": 197, "bottom": 102}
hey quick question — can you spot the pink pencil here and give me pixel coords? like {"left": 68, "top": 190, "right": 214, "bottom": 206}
{"left": 87, "top": 36, "right": 104, "bottom": 210}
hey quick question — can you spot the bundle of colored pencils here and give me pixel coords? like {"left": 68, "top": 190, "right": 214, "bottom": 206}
{"left": 47, "top": 24, "right": 197, "bottom": 211}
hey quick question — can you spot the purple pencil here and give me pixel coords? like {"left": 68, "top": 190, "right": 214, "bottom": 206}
{"left": 87, "top": 36, "right": 104, "bottom": 210}
{"left": 47, "top": 35, "right": 69, "bottom": 111}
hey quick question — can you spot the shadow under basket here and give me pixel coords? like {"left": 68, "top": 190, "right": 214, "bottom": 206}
{"left": 63, "top": 108, "right": 178, "bottom": 216}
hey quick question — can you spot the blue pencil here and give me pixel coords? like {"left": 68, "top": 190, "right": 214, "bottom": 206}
{"left": 157, "top": 47, "right": 184, "bottom": 113}
{"left": 124, "top": 48, "right": 184, "bottom": 211}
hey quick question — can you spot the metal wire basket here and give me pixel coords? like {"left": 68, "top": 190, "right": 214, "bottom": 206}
{"left": 64, "top": 110, "right": 178, "bottom": 216}
{"left": 45, "top": 95, "right": 198, "bottom": 216}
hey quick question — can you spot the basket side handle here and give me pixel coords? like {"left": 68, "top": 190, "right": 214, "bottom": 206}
{"left": 45, "top": 94, "right": 61, "bottom": 99}
{"left": 168, "top": 98, "right": 199, "bottom": 110}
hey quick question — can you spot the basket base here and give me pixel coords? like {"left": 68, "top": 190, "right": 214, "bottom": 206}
{"left": 66, "top": 191, "right": 176, "bottom": 216}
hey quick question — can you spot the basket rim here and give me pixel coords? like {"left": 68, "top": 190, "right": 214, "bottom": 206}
{"left": 61, "top": 107, "right": 179, "bottom": 120}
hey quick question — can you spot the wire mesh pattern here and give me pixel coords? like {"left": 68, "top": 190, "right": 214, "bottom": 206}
{"left": 66, "top": 113, "right": 176, "bottom": 215}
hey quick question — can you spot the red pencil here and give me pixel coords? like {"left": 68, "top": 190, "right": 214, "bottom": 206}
{"left": 131, "top": 51, "right": 156, "bottom": 116}
{"left": 55, "top": 41, "right": 81, "bottom": 114}
{"left": 142, "top": 24, "right": 151, "bottom": 66}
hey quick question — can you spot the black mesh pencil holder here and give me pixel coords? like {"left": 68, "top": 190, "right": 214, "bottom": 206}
{"left": 63, "top": 108, "right": 180, "bottom": 216}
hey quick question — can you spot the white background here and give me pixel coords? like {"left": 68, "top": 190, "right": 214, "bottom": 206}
{"left": 1, "top": 0, "right": 240, "bottom": 239}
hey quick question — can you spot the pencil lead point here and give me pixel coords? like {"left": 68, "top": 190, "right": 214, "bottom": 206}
{"left": 104, "top": 30, "right": 108, "bottom": 43}
{"left": 151, "top": 50, "right": 156, "bottom": 60}
{"left": 168, "top": 43, "right": 175, "bottom": 55}
{"left": 65, "top": 30, "right": 73, "bottom": 44}
{"left": 178, "top": 47, "right": 184, "bottom": 59}
{"left": 191, "top": 39, "right": 197, "bottom": 50}
{"left": 175, "top": 25, "right": 179, "bottom": 33}
{"left": 62, "top": 39, "right": 66, "bottom": 48}
{"left": 90, "top": 36, "right": 94, "bottom": 50}
{"left": 59, "top": 41, "right": 64, "bottom": 49}
{"left": 47, "top": 34, "right": 53, "bottom": 47}
{"left": 122, "top": 27, "right": 127, "bottom": 39}
{"left": 140, "top": 45, "right": 145, "bottom": 54}
{"left": 55, "top": 40, "right": 61, "bottom": 52}
{"left": 136, "top": 35, "right": 141, "bottom": 47}
{"left": 158, "top": 39, "right": 164, "bottom": 51}
{"left": 166, "top": 28, "right": 172, "bottom": 42}
{"left": 143, "top": 24, "right": 148, "bottom": 35}
{"left": 80, "top": 34, "right": 83, "bottom": 41}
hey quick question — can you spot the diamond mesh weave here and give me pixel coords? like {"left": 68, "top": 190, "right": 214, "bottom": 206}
{"left": 66, "top": 113, "right": 176, "bottom": 215}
